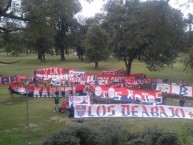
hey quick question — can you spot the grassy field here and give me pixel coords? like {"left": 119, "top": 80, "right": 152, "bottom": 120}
{"left": 1, "top": 54, "right": 193, "bottom": 145}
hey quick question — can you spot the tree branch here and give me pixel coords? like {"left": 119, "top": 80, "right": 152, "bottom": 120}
{"left": 3, "top": 0, "right": 12, "bottom": 13}
{"left": 183, "top": 58, "right": 193, "bottom": 71}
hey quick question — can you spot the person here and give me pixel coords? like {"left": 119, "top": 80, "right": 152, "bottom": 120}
{"left": 59, "top": 97, "right": 69, "bottom": 112}
{"left": 80, "top": 99, "right": 87, "bottom": 104}
{"left": 179, "top": 96, "right": 185, "bottom": 107}
{"left": 8, "top": 84, "right": 14, "bottom": 98}
{"left": 68, "top": 104, "right": 74, "bottom": 117}
{"left": 55, "top": 86, "right": 59, "bottom": 97}
{"left": 32, "top": 77, "right": 38, "bottom": 84}
{"left": 54, "top": 95, "right": 60, "bottom": 112}
{"left": 162, "top": 91, "right": 167, "bottom": 105}
{"left": 105, "top": 98, "right": 111, "bottom": 104}
{"left": 138, "top": 85, "right": 142, "bottom": 90}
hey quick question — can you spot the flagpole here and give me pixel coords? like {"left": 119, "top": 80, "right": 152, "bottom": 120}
{"left": 21, "top": 77, "right": 31, "bottom": 145}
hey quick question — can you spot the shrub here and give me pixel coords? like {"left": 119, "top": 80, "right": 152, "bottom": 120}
{"left": 156, "top": 133, "right": 179, "bottom": 145}
{"left": 42, "top": 129, "right": 79, "bottom": 145}
{"left": 93, "top": 122, "right": 129, "bottom": 145}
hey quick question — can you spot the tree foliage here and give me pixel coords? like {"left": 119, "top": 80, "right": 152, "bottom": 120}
{"left": 42, "top": 123, "right": 181, "bottom": 145}
{"left": 84, "top": 23, "right": 109, "bottom": 68}
{"left": 183, "top": 13, "right": 193, "bottom": 71}
{"left": 52, "top": 0, "right": 81, "bottom": 61}
{"left": 103, "top": 0, "right": 185, "bottom": 74}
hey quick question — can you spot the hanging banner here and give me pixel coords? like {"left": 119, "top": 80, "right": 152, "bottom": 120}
{"left": 94, "top": 86, "right": 162, "bottom": 104}
{"left": 102, "top": 69, "right": 126, "bottom": 75}
{"left": 74, "top": 104, "right": 193, "bottom": 119}
{"left": 156, "top": 83, "right": 193, "bottom": 97}
{"left": 34, "top": 67, "right": 76, "bottom": 77}
{"left": 11, "top": 83, "right": 90, "bottom": 97}
{"left": 68, "top": 96, "right": 90, "bottom": 107}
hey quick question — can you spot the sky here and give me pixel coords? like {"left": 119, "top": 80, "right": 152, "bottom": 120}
{"left": 77, "top": 0, "right": 193, "bottom": 18}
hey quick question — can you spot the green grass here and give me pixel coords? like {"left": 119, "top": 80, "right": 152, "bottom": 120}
{"left": 1, "top": 54, "right": 193, "bottom": 145}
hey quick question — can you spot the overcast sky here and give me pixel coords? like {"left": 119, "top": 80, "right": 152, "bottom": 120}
{"left": 77, "top": 0, "right": 193, "bottom": 18}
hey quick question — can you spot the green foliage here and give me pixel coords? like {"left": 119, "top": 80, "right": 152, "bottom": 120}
{"left": 93, "top": 122, "right": 131, "bottom": 145}
{"left": 103, "top": 0, "right": 185, "bottom": 74}
{"left": 42, "top": 122, "right": 180, "bottom": 145}
{"left": 73, "top": 125, "right": 94, "bottom": 145}
{"left": 157, "top": 133, "right": 179, "bottom": 145}
{"left": 42, "top": 129, "right": 80, "bottom": 145}
{"left": 84, "top": 24, "right": 109, "bottom": 68}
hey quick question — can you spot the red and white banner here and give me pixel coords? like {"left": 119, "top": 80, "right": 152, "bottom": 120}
{"left": 11, "top": 83, "right": 90, "bottom": 97}
{"left": 68, "top": 96, "right": 90, "bottom": 107}
{"left": 156, "top": 83, "right": 193, "bottom": 97}
{"left": 102, "top": 69, "right": 126, "bottom": 75}
{"left": 34, "top": 67, "right": 75, "bottom": 76}
{"left": 74, "top": 104, "right": 193, "bottom": 119}
{"left": 94, "top": 86, "right": 162, "bottom": 104}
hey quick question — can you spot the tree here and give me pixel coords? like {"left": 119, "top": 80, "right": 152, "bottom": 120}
{"left": 183, "top": 13, "right": 193, "bottom": 71}
{"left": 53, "top": 0, "right": 81, "bottom": 61}
{"left": 84, "top": 24, "right": 109, "bottom": 69}
{"left": 75, "top": 15, "right": 104, "bottom": 61}
{"left": 23, "top": 0, "right": 55, "bottom": 62}
{"left": 0, "top": 0, "right": 36, "bottom": 33}
{"left": 103, "top": 0, "right": 185, "bottom": 74}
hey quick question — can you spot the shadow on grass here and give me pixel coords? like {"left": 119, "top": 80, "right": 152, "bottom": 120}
{"left": 0, "top": 95, "right": 26, "bottom": 105}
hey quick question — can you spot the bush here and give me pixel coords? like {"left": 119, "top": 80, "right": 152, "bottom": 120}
{"left": 42, "top": 123, "right": 180, "bottom": 145}
{"left": 73, "top": 125, "right": 95, "bottom": 145}
{"left": 156, "top": 133, "right": 179, "bottom": 145}
{"left": 42, "top": 129, "right": 79, "bottom": 145}
{"left": 42, "top": 125, "right": 95, "bottom": 145}
{"left": 93, "top": 123, "right": 130, "bottom": 145}
{"left": 127, "top": 138, "right": 147, "bottom": 145}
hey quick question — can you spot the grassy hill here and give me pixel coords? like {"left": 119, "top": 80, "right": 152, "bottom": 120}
{"left": 0, "top": 54, "right": 193, "bottom": 145}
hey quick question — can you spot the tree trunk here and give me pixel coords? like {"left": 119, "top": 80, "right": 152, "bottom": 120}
{"left": 125, "top": 58, "right": 132, "bottom": 74}
{"left": 42, "top": 50, "right": 46, "bottom": 62}
{"left": 95, "top": 61, "right": 98, "bottom": 69}
{"left": 60, "top": 48, "right": 65, "bottom": 61}
{"left": 37, "top": 50, "right": 41, "bottom": 60}
{"left": 81, "top": 55, "right": 83, "bottom": 61}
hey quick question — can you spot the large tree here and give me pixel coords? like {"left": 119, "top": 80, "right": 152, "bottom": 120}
{"left": 23, "top": 0, "right": 55, "bottom": 62}
{"left": 84, "top": 24, "right": 109, "bottom": 69}
{"left": 183, "top": 13, "right": 193, "bottom": 70}
{"left": 53, "top": 0, "right": 81, "bottom": 61}
{"left": 103, "top": 0, "right": 185, "bottom": 74}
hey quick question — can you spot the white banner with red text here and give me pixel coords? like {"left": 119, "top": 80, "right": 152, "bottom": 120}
{"left": 156, "top": 83, "right": 193, "bottom": 97}
{"left": 74, "top": 104, "right": 193, "bottom": 119}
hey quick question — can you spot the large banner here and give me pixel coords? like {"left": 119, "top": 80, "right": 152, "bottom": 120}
{"left": 69, "top": 96, "right": 90, "bottom": 107}
{"left": 156, "top": 83, "right": 193, "bottom": 97}
{"left": 102, "top": 69, "right": 126, "bottom": 75}
{"left": 11, "top": 83, "right": 90, "bottom": 97}
{"left": 94, "top": 86, "right": 162, "bottom": 104}
{"left": 74, "top": 104, "right": 193, "bottom": 119}
{"left": 34, "top": 67, "right": 76, "bottom": 77}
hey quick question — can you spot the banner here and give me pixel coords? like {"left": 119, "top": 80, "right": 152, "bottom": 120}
{"left": 34, "top": 67, "right": 76, "bottom": 76}
{"left": 68, "top": 96, "right": 90, "bottom": 107}
{"left": 74, "top": 104, "right": 193, "bottom": 119}
{"left": 156, "top": 83, "right": 193, "bottom": 97}
{"left": 94, "top": 86, "right": 162, "bottom": 104}
{"left": 102, "top": 69, "right": 126, "bottom": 75}
{"left": 11, "top": 83, "right": 90, "bottom": 97}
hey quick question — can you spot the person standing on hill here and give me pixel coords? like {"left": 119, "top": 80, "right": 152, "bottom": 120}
{"left": 54, "top": 95, "right": 60, "bottom": 112}
{"left": 179, "top": 96, "right": 185, "bottom": 107}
